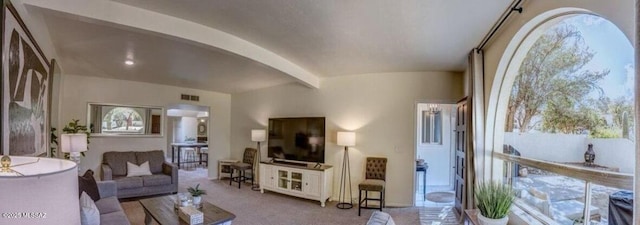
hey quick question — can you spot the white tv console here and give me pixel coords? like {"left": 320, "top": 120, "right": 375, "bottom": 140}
{"left": 259, "top": 161, "right": 333, "bottom": 207}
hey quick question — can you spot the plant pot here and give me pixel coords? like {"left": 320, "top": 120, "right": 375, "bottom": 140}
{"left": 192, "top": 196, "right": 202, "bottom": 205}
{"left": 477, "top": 214, "right": 508, "bottom": 225}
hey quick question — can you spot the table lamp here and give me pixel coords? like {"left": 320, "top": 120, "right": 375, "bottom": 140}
{"left": 61, "top": 133, "right": 88, "bottom": 172}
{"left": 251, "top": 129, "right": 266, "bottom": 191}
{"left": 0, "top": 155, "right": 80, "bottom": 225}
{"left": 336, "top": 131, "right": 355, "bottom": 209}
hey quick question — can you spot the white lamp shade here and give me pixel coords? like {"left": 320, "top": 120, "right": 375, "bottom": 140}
{"left": 0, "top": 156, "right": 80, "bottom": 225}
{"left": 60, "top": 133, "right": 88, "bottom": 153}
{"left": 251, "top": 129, "right": 266, "bottom": 142}
{"left": 337, "top": 132, "right": 356, "bottom": 147}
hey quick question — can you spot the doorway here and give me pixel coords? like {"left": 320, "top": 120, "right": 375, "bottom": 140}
{"left": 415, "top": 103, "right": 456, "bottom": 206}
{"left": 166, "top": 104, "right": 210, "bottom": 179}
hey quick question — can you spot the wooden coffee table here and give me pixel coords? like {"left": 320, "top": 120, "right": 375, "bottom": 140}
{"left": 139, "top": 195, "right": 236, "bottom": 225}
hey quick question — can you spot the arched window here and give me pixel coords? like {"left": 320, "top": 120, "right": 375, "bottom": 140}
{"left": 492, "top": 13, "right": 634, "bottom": 224}
{"left": 102, "top": 107, "right": 145, "bottom": 134}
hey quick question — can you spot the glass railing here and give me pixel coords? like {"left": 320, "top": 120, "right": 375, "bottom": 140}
{"left": 495, "top": 152, "right": 633, "bottom": 225}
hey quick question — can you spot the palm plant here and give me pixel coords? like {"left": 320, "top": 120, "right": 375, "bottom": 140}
{"left": 187, "top": 184, "right": 207, "bottom": 197}
{"left": 475, "top": 181, "right": 515, "bottom": 219}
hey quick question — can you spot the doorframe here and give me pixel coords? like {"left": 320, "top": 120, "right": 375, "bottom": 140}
{"left": 166, "top": 103, "right": 212, "bottom": 176}
{"left": 412, "top": 99, "right": 458, "bottom": 206}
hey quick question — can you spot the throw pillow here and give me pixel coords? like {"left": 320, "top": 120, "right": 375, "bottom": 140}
{"left": 127, "top": 161, "right": 152, "bottom": 177}
{"left": 78, "top": 170, "right": 101, "bottom": 201}
{"left": 80, "top": 192, "right": 100, "bottom": 225}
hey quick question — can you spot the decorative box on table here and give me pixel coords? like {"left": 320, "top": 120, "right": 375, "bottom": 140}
{"left": 178, "top": 206, "right": 204, "bottom": 225}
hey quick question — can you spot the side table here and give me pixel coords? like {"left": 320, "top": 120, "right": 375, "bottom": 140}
{"left": 218, "top": 159, "right": 239, "bottom": 180}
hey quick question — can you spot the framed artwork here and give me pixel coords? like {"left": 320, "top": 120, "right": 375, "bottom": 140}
{"left": 197, "top": 121, "right": 207, "bottom": 136}
{"left": 1, "top": 1, "right": 52, "bottom": 156}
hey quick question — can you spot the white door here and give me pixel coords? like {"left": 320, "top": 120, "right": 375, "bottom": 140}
{"left": 416, "top": 103, "right": 454, "bottom": 189}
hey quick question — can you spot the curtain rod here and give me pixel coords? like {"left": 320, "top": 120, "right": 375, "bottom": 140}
{"left": 476, "top": 0, "right": 525, "bottom": 52}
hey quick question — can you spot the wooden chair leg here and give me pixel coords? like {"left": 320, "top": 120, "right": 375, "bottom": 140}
{"left": 229, "top": 168, "right": 234, "bottom": 186}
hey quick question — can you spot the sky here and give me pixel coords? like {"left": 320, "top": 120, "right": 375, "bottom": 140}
{"left": 555, "top": 14, "right": 634, "bottom": 101}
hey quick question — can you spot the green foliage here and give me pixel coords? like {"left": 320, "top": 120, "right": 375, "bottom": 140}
{"left": 506, "top": 24, "right": 608, "bottom": 133}
{"left": 62, "top": 119, "right": 91, "bottom": 158}
{"left": 50, "top": 127, "right": 58, "bottom": 157}
{"left": 187, "top": 184, "right": 206, "bottom": 197}
{"left": 475, "top": 181, "right": 515, "bottom": 219}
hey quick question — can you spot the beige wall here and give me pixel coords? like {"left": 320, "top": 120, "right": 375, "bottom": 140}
{"left": 231, "top": 72, "right": 464, "bottom": 206}
{"left": 59, "top": 74, "right": 231, "bottom": 179}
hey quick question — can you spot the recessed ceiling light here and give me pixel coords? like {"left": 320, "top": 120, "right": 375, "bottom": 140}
{"left": 124, "top": 60, "right": 134, "bottom": 65}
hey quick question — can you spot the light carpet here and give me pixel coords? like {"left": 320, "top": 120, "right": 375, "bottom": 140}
{"left": 120, "top": 168, "right": 455, "bottom": 225}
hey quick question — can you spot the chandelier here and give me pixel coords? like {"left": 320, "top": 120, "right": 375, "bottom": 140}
{"left": 428, "top": 104, "right": 441, "bottom": 114}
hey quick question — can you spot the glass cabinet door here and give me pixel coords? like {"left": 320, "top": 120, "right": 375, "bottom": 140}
{"left": 290, "top": 172, "right": 303, "bottom": 192}
{"left": 278, "top": 170, "right": 289, "bottom": 189}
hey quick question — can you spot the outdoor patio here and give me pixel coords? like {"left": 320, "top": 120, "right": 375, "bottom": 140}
{"left": 513, "top": 171, "right": 628, "bottom": 224}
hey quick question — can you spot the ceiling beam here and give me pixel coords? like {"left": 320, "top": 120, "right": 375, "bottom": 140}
{"left": 23, "top": 0, "right": 320, "bottom": 88}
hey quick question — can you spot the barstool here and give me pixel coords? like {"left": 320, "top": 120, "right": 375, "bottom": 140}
{"left": 358, "top": 157, "right": 387, "bottom": 216}
{"left": 199, "top": 147, "right": 209, "bottom": 168}
{"left": 182, "top": 147, "right": 197, "bottom": 169}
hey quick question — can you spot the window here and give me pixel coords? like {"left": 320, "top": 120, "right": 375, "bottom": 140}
{"left": 102, "top": 107, "right": 145, "bottom": 134}
{"left": 494, "top": 13, "right": 634, "bottom": 225}
{"left": 422, "top": 104, "right": 442, "bottom": 145}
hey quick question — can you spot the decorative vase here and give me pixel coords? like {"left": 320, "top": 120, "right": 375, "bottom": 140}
{"left": 477, "top": 214, "right": 508, "bottom": 225}
{"left": 192, "top": 196, "right": 202, "bottom": 205}
{"left": 584, "top": 144, "right": 595, "bottom": 165}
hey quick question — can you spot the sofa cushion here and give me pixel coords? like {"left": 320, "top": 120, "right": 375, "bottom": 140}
{"left": 100, "top": 211, "right": 131, "bottom": 225}
{"left": 143, "top": 174, "right": 172, "bottom": 186}
{"left": 359, "top": 179, "right": 385, "bottom": 192}
{"left": 366, "top": 211, "right": 396, "bottom": 225}
{"left": 80, "top": 192, "right": 100, "bottom": 225}
{"left": 135, "top": 150, "right": 165, "bottom": 174}
{"left": 95, "top": 196, "right": 123, "bottom": 215}
{"left": 126, "top": 161, "right": 152, "bottom": 177}
{"left": 113, "top": 176, "right": 143, "bottom": 189}
{"left": 103, "top": 151, "right": 136, "bottom": 176}
{"left": 79, "top": 170, "right": 101, "bottom": 201}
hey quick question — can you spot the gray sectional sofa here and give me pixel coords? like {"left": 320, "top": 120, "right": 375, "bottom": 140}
{"left": 101, "top": 150, "right": 178, "bottom": 198}
{"left": 96, "top": 181, "right": 131, "bottom": 225}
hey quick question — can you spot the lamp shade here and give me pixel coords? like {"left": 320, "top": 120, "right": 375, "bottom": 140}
{"left": 0, "top": 156, "right": 80, "bottom": 225}
{"left": 337, "top": 132, "right": 356, "bottom": 147}
{"left": 60, "top": 133, "right": 88, "bottom": 153}
{"left": 251, "top": 129, "right": 266, "bottom": 142}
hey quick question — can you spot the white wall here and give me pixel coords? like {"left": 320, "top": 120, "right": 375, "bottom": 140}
{"left": 231, "top": 71, "right": 464, "bottom": 206}
{"left": 59, "top": 74, "right": 231, "bottom": 179}
{"left": 182, "top": 117, "right": 198, "bottom": 141}
{"left": 504, "top": 132, "right": 635, "bottom": 174}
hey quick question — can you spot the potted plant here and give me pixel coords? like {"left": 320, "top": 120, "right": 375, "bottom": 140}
{"left": 475, "top": 181, "right": 515, "bottom": 225}
{"left": 187, "top": 184, "right": 207, "bottom": 205}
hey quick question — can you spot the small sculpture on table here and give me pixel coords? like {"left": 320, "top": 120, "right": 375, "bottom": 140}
{"left": 584, "top": 143, "right": 595, "bottom": 166}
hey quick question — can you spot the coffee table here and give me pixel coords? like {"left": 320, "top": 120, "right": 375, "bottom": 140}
{"left": 139, "top": 195, "right": 236, "bottom": 225}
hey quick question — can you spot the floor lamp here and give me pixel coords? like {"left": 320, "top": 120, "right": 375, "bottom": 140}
{"left": 337, "top": 131, "right": 355, "bottom": 209}
{"left": 251, "top": 129, "right": 266, "bottom": 191}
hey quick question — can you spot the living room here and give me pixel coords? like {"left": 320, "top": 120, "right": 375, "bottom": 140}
{"left": 1, "top": 0, "right": 637, "bottom": 225}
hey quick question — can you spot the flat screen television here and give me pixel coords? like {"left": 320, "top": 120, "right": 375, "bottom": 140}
{"left": 267, "top": 117, "right": 325, "bottom": 163}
